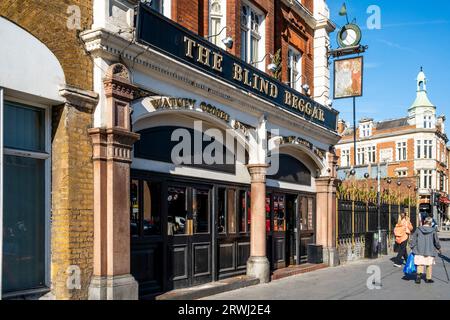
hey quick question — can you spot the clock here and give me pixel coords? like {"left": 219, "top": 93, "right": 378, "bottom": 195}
{"left": 337, "top": 23, "right": 362, "bottom": 48}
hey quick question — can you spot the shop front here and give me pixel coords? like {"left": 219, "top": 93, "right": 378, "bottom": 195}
{"left": 82, "top": 4, "right": 340, "bottom": 300}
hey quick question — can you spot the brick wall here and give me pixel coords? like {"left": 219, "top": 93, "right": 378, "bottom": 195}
{"left": 51, "top": 104, "right": 94, "bottom": 299}
{"left": 1, "top": 1, "right": 95, "bottom": 299}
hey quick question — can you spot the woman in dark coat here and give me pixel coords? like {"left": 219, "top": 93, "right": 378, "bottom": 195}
{"left": 410, "top": 217, "right": 442, "bottom": 284}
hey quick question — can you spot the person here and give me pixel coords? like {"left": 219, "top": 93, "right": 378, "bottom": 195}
{"left": 393, "top": 212, "right": 413, "bottom": 267}
{"left": 410, "top": 217, "right": 442, "bottom": 284}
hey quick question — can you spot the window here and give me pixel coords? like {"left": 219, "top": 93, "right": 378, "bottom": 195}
{"left": 424, "top": 140, "right": 433, "bottom": 159}
{"left": 341, "top": 149, "right": 350, "bottom": 167}
{"left": 439, "top": 172, "right": 445, "bottom": 192}
{"left": 193, "top": 188, "right": 210, "bottom": 234}
{"left": 3, "top": 100, "right": 50, "bottom": 294}
{"left": 367, "top": 146, "right": 376, "bottom": 163}
{"left": 273, "top": 195, "right": 285, "bottom": 232}
{"left": 416, "top": 140, "right": 433, "bottom": 159}
{"left": 241, "top": 4, "right": 264, "bottom": 68}
{"left": 423, "top": 114, "right": 433, "bottom": 129}
{"left": 396, "top": 141, "right": 407, "bottom": 161}
{"left": 288, "top": 47, "right": 302, "bottom": 91}
{"left": 396, "top": 170, "right": 408, "bottom": 177}
{"left": 238, "top": 190, "right": 248, "bottom": 233}
{"left": 359, "top": 123, "right": 372, "bottom": 138}
{"left": 420, "top": 170, "right": 433, "bottom": 189}
{"left": 209, "top": 0, "right": 226, "bottom": 48}
{"left": 167, "top": 187, "right": 188, "bottom": 235}
{"left": 357, "top": 147, "right": 366, "bottom": 165}
{"left": 149, "top": 0, "right": 171, "bottom": 18}
{"left": 217, "top": 187, "right": 239, "bottom": 234}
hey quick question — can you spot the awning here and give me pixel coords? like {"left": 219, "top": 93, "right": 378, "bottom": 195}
{"left": 439, "top": 197, "right": 450, "bottom": 204}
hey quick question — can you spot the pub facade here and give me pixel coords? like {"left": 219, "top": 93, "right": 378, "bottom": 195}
{"left": 1, "top": 0, "right": 340, "bottom": 300}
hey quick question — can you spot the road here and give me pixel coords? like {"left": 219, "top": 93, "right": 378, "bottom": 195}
{"left": 203, "top": 239, "right": 450, "bottom": 300}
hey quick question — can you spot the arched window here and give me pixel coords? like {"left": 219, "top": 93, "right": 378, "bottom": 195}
{"left": 209, "top": 0, "right": 226, "bottom": 48}
{"left": 267, "top": 154, "right": 311, "bottom": 185}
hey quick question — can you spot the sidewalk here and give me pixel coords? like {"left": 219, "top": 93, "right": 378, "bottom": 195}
{"left": 203, "top": 241, "right": 450, "bottom": 300}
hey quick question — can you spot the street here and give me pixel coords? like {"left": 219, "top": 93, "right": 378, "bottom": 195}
{"left": 204, "top": 240, "right": 450, "bottom": 300}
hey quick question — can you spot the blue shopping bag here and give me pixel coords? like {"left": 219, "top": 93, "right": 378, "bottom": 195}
{"left": 403, "top": 253, "right": 416, "bottom": 275}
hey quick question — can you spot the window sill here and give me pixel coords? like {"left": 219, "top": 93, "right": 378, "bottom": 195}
{"left": 2, "top": 287, "right": 51, "bottom": 300}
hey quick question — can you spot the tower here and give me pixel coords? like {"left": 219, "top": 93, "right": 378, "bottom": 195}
{"left": 408, "top": 67, "right": 436, "bottom": 128}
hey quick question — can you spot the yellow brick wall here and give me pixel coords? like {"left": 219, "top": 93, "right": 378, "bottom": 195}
{"left": 51, "top": 105, "right": 94, "bottom": 299}
{"left": 1, "top": 1, "right": 95, "bottom": 299}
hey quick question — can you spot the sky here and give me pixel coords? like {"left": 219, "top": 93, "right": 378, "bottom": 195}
{"left": 328, "top": 0, "right": 450, "bottom": 125}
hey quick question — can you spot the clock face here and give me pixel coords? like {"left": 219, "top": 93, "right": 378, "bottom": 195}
{"left": 337, "top": 24, "right": 362, "bottom": 48}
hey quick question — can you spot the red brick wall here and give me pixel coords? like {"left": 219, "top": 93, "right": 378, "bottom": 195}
{"left": 171, "top": 0, "right": 315, "bottom": 84}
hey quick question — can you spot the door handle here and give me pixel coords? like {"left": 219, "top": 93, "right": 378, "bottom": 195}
{"left": 186, "top": 219, "right": 194, "bottom": 235}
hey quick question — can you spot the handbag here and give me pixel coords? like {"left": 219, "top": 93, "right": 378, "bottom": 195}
{"left": 403, "top": 253, "right": 416, "bottom": 275}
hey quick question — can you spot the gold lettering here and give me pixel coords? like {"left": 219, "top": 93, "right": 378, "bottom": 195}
{"left": 299, "top": 99, "right": 306, "bottom": 112}
{"left": 292, "top": 95, "right": 299, "bottom": 110}
{"left": 252, "top": 74, "right": 260, "bottom": 90}
{"left": 305, "top": 102, "right": 313, "bottom": 116}
{"left": 233, "top": 63, "right": 243, "bottom": 81}
{"left": 312, "top": 106, "right": 319, "bottom": 119}
{"left": 184, "top": 36, "right": 196, "bottom": 59}
{"left": 269, "top": 83, "right": 278, "bottom": 98}
{"left": 196, "top": 44, "right": 211, "bottom": 66}
{"left": 259, "top": 78, "right": 269, "bottom": 95}
{"left": 318, "top": 109, "right": 325, "bottom": 121}
{"left": 284, "top": 91, "right": 292, "bottom": 105}
{"left": 212, "top": 53, "right": 223, "bottom": 72}
{"left": 243, "top": 69, "right": 252, "bottom": 86}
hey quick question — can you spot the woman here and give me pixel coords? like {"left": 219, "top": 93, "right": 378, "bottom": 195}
{"left": 393, "top": 212, "right": 413, "bottom": 267}
{"left": 410, "top": 217, "right": 442, "bottom": 284}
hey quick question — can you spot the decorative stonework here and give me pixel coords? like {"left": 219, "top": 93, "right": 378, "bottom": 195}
{"left": 247, "top": 164, "right": 269, "bottom": 183}
{"left": 88, "top": 63, "right": 139, "bottom": 300}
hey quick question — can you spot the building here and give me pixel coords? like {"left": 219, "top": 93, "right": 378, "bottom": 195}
{"left": 336, "top": 68, "right": 449, "bottom": 217}
{"left": 0, "top": 0, "right": 98, "bottom": 299}
{"left": 1, "top": 0, "right": 339, "bottom": 300}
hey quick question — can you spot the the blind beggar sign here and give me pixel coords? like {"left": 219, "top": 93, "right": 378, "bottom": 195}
{"left": 136, "top": 4, "right": 338, "bottom": 132}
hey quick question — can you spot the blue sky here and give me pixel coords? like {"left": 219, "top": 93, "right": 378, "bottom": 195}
{"left": 328, "top": 0, "right": 450, "bottom": 125}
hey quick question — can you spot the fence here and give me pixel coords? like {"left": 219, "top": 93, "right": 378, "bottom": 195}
{"left": 336, "top": 194, "right": 417, "bottom": 262}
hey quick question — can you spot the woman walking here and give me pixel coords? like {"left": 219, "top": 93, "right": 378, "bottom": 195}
{"left": 410, "top": 217, "right": 442, "bottom": 284}
{"left": 393, "top": 212, "right": 413, "bottom": 267}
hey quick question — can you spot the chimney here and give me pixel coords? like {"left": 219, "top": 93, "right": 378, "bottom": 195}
{"left": 338, "top": 119, "right": 347, "bottom": 135}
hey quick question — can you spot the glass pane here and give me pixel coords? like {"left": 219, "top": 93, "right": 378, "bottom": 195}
{"left": 241, "top": 30, "right": 247, "bottom": 62}
{"left": 151, "top": 0, "right": 162, "bottom": 13}
{"left": 130, "top": 180, "right": 140, "bottom": 237}
{"left": 4, "top": 102, "right": 45, "bottom": 152}
{"left": 300, "top": 197, "right": 308, "bottom": 231}
{"left": 307, "top": 198, "right": 314, "bottom": 230}
{"left": 273, "top": 195, "right": 286, "bottom": 232}
{"left": 168, "top": 187, "right": 187, "bottom": 235}
{"left": 3, "top": 155, "right": 45, "bottom": 293}
{"left": 218, "top": 188, "right": 226, "bottom": 233}
{"left": 238, "top": 190, "right": 247, "bottom": 233}
{"left": 193, "top": 188, "right": 209, "bottom": 234}
{"left": 143, "top": 181, "right": 162, "bottom": 236}
{"left": 265, "top": 194, "right": 271, "bottom": 232}
{"left": 227, "top": 189, "right": 236, "bottom": 233}
{"left": 247, "top": 191, "right": 251, "bottom": 231}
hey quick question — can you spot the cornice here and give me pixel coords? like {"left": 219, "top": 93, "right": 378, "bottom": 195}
{"left": 80, "top": 28, "right": 340, "bottom": 146}
{"left": 337, "top": 128, "right": 448, "bottom": 145}
{"left": 281, "top": 0, "right": 336, "bottom": 32}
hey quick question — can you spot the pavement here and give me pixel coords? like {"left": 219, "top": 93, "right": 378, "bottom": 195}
{"left": 203, "top": 236, "right": 450, "bottom": 300}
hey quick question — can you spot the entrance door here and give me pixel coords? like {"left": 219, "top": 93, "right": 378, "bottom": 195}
{"left": 299, "top": 196, "right": 315, "bottom": 263}
{"left": 285, "top": 195, "right": 298, "bottom": 266}
{"left": 168, "top": 185, "right": 212, "bottom": 289}
{"left": 271, "top": 194, "right": 287, "bottom": 270}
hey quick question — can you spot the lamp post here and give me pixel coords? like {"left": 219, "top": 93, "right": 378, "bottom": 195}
{"left": 407, "top": 184, "right": 412, "bottom": 217}
{"left": 387, "top": 177, "right": 392, "bottom": 233}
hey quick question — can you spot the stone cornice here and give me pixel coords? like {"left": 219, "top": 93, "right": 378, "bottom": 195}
{"left": 338, "top": 128, "right": 447, "bottom": 145}
{"left": 59, "top": 85, "right": 99, "bottom": 113}
{"left": 281, "top": 0, "right": 335, "bottom": 32}
{"left": 80, "top": 28, "right": 340, "bottom": 146}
